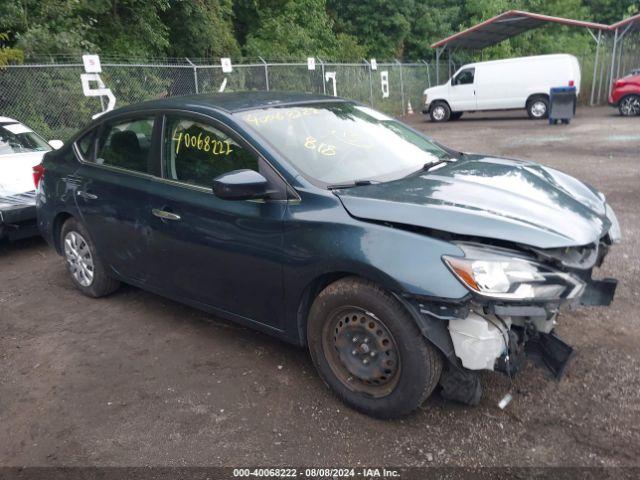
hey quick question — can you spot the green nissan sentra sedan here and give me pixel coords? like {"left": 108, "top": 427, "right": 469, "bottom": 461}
{"left": 36, "top": 92, "right": 620, "bottom": 418}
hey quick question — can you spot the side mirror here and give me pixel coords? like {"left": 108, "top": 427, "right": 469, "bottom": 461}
{"left": 212, "top": 169, "right": 269, "bottom": 201}
{"left": 48, "top": 139, "right": 64, "bottom": 150}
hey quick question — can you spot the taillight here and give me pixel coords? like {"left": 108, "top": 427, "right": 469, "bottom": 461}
{"left": 33, "top": 163, "right": 45, "bottom": 189}
{"left": 569, "top": 80, "right": 575, "bottom": 87}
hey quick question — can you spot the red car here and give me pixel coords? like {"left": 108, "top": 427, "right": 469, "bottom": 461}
{"left": 609, "top": 72, "right": 640, "bottom": 116}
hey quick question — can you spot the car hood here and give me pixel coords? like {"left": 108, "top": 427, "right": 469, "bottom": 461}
{"left": 335, "top": 155, "right": 611, "bottom": 249}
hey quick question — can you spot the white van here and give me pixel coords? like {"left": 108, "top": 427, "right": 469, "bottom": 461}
{"left": 422, "top": 54, "right": 581, "bottom": 122}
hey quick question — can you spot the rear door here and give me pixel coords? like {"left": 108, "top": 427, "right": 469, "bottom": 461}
{"left": 146, "top": 113, "right": 287, "bottom": 329}
{"left": 73, "top": 115, "right": 159, "bottom": 283}
{"left": 447, "top": 68, "right": 477, "bottom": 111}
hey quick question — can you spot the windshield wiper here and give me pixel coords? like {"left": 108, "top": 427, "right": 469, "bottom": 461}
{"left": 327, "top": 179, "right": 376, "bottom": 190}
{"left": 423, "top": 158, "right": 457, "bottom": 172}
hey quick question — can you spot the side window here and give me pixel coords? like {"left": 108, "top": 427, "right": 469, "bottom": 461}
{"left": 163, "top": 116, "right": 259, "bottom": 187}
{"left": 96, "top": 117, "right": 155, "bottom": 173}
{"left": 453, "top": 68, "right": 475, "bottom": 86}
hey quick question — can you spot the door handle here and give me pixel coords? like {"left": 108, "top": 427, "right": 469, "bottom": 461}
{"left": 152, "top": 208, "right": 181, "bottom": 221}
{"left": 77, "top": 190, "right": 98, "bottom": 200}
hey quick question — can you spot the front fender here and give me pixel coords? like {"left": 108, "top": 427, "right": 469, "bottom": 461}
{"left": 282, "top": 191, "right": 469, "bottom": 341}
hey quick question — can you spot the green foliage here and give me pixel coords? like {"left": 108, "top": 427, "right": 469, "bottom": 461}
{"left": 241, "top": 0, "right": 365, "bottom": 60}
{"left": 161, "top": 0, "right": 240, "bottom": 59}
{"left": 0, "top": 32, "right": 23, "bottom": 66}
{"left": 0, "top": 0, "right": 635, "bottom": 61}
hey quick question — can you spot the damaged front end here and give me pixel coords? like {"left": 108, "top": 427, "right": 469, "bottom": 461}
{"left": 404, "top": 228, "right": 620, "bottom": 406}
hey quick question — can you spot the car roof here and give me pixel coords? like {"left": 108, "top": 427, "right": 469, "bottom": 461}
{"left": 109, "top": 91, "right": 347, "bottom": 116}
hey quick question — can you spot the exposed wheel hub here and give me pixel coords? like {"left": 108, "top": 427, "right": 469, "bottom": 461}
{"left": 329, "top": 309, "right": 399, "bottom": 389}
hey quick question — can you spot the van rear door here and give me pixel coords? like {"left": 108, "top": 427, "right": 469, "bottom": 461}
{"left": 448, "top": 68, "right": 477, "bottom": 111}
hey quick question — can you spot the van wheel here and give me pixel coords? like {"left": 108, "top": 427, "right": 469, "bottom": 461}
{"left": 527, "top": 96, "right": 549, "bottom": 119}
{"left": 430, "top": 102, "right": 451, "bottom": 122}
{"left": 60, "top": 218, "right": 120, "bottom": 298}
{"left": 450, "top": 112, "right": 464, "bottom": 121}
{"left": 307, "top": 277, "right": 443, "bottom": 419}
{"left": 619, "top": 95, "right": 640, "bottom": 116}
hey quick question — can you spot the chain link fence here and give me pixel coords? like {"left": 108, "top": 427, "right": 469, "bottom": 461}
{"left": 0, "top": 59, "right": 432, "bottom": 140}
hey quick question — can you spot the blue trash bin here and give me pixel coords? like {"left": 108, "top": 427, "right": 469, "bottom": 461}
{"left": 549, "top": 86, "right": 577, "bottom": 125}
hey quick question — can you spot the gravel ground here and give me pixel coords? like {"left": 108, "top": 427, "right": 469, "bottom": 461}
{"left": 0, "top": 106, "right": 638, "bottom": 468}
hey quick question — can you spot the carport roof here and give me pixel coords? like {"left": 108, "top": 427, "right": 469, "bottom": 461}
{"left": 610, "top": 13, "right": 640, "bottom": 34}
{"left": 431, "top": 10, "right": 609, "bottom": 49}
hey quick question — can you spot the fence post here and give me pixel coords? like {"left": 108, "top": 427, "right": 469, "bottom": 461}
{"left": 421, "top": 59, "right": 431, "bottom": 87}
{"left": 364, "top": 59, "right": 374, "bottom": 107}
{"left": 185, "top": 57, "right": 199, "bottom": 94}
{"left": 396, "top": 59, "right": 405, "bottom": 115}
{"left": 319, "top": 58, "right": 326, "bottom": 95}
{"left": 259, "top": 56, "right": 269, "bottom": 91}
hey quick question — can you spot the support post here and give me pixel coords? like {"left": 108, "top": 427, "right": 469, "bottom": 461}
{"left": 259, "top": 56, "right": 269, "bottom": 91}
{"left": 435, "top": 47, "right": 443, "bottom": 84}
{"left": 185, "top": 57, "right": 198, "bottom": 94}
{"left": 608, "top": 29, "right": 619, "bottom": 92}
{"left": 590, "top": 30, "right": 602, "bottom": 106}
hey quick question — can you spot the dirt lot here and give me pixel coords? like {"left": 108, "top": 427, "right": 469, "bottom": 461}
{"left": 1, "top": 106, "right": 639, "bottom": 468}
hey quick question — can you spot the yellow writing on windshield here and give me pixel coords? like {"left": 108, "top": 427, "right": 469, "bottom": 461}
{"left": 243, "top": 108, "right": 322, "bottom": 127}
{"left": 304, "top": 136, "right": 336, "bottom": 156}
{"left": 173, "top": 131, "right": 232, "bottom": 156}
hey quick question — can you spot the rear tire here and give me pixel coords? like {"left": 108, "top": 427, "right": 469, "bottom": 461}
{"left": 60, "top": 218, "right": 120, "bottom": 298}
{"left": 429, "top": 101, "right": 451, "bottom": 122}
{"left": 307, "top": 277, "right": 443, "bottom": 419}
{"left": 619, "top": 95, "right": 640, "bottom": 116}
{"left": 526, "top": 95, "right": 549, "bottom": 119}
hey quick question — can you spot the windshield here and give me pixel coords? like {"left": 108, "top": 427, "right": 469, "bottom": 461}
{"left": 0, "top": 123, "right": 51, "bottom": 155}
{"left": 237, "top": 103, "right": 450, "bottom": 185}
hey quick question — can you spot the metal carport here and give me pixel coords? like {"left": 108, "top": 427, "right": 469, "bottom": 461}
{"left": 430, "top": 10, "right": 614, "bottom": 105}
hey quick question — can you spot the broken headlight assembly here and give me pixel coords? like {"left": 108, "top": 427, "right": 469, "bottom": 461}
{"left": 443, "top": 243, "right": 585, "bottom": 301}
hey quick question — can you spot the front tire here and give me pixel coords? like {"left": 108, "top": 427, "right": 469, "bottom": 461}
{"left": 526, "top": 95, "right": 549, "bottom": 119}
{"left": 619, "top": 95, "right": 640, "bottom": 116}
{"left": 60, "top": 218, "right": 120, "bottom": 298}
{"left": 307, "top": 277, "right": 443, "bottom": 419}
{"left": 429, "top": 101, "right": 451, "bottom": 122}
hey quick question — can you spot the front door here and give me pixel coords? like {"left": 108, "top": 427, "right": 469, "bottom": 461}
{"left": 147, "top": 114, "right": 287, "bottom": 329}
{"left": 447, "top": 68, "right": 477, "bottom": 111}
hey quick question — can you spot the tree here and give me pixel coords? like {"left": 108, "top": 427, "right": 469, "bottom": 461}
{"left": 161, "top": 0, "right": 240, "bottom": 59}
{"left": 0, "top": 32, "right": 23, "bottom": 66}
{"left": 241, "top": 0, "right": 365, "bottom": 60}
{"left": 327, "top": 0, "right": 415, "bottom": 58}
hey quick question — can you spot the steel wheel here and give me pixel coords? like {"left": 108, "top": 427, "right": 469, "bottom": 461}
{"left": 64, "top": 231, "right": 94, "bottom": 287}
{"left": 432, "top": 105, "right": 446, "bottom": 121}
{"left": 619, "top": 95, "right": 640, "bottom": 116}
{"left": 322, "top": 306, "right": 401, "bottom": 398}
{"left": 530, "top": 100, "right": 547, "bottom": 118}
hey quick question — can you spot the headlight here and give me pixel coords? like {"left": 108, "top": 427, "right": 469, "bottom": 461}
{"left": 423, "top": 94, "right": 428, "bottom": 105}
{"left": 443, "top": 244, "right": 585, "bottom": 301}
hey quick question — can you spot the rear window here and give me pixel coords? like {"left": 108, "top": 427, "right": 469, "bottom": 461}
{"left": 0, "top": 123, "right": 50, "bottom": 155}
{"left": 95, "top": 117, "right": 155, "bottom": 173}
